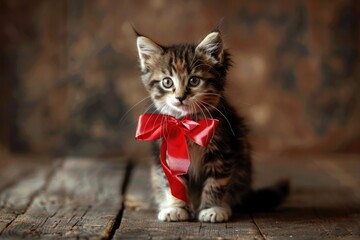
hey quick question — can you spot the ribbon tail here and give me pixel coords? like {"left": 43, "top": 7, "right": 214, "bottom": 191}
{"left": 167, "top": 127, "right": 190, "bottom": 175}
{"left": 160, "top": 142, "right": 190, "bottom": 204}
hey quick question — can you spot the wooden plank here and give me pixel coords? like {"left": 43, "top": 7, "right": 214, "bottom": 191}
{"left": 318, "top": 155, "right": 360, "bottom": 194}
{"left": 0, "top": 159, "right": 54, "bottom": 234}
{"left": 314, "top": 157, "right": 360, "bottom": 238}
{"left": 118, "top": 209, "right": 262, "bottom": 240}
{"left": 252, "top": 156, "right": 360, "bottom": 240}
{"left": 0, "top": 157, "right": 50, "bottom": 192}
{"left": 115, "top": 165, "right": 263, "bottom": 240}
{"left": 1, "top": 158, "right": 126, "bottom": 239}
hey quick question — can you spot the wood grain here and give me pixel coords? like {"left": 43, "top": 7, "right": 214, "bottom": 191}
{"left": 0, "top": 157, "right": 50, "bottom": 192}
{"left": 0, "top": 159, "right": 54, "bottom": 234}
{"left": 252, "top": 157, "right": 360, "bottom": 240}
{"left": 114, "top": 166, "right": 263, "bottom": 240}
{"left": 0, "top": 155, "right": 359, "bottom": 239}
{"left": 0, "top": 158, "right": 126, "bottom": 239}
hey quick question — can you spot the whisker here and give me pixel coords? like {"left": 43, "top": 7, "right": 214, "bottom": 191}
{"left": 194, "top": 101, "right": 211, "bottom": 135}
{"left": 119, "top": 96, "right": 152, "bottom": 125}
{"left": 142, "top": 102, "right": 156, "bottom": 115}
{"left": 189, "top": 102, "right": 197, "bottom": 121}
{"left": 193, "top": 101, "right": 206, "bottom": 122}
{"left": 196, "top": 101, "right": 212, "bottom": 120}
{"left": 144, "top": 107, "right": 164, "bottom": 139}
{"left": 196, "top": 92, "right": 252, "bottom": 107}
{"left": 198, "top": 100, "right": 236, "bottom": 136}
{"left": 195, "top": 101, "right": 217, "bottom": 143}
{"left": 196, "top": 92, "right": 222, "bottom": 98}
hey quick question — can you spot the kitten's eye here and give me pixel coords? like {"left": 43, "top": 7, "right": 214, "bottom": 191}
{"left": 188, "top": 77, "right": 201, "bottom": 87}
{"left": 162, "top": 77, "right": 173, "bottom": 89}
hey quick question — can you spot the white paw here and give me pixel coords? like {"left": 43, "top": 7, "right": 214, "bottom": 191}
{"left": 198, "top": 206, "right": 231, "bottom": 223}
{"left": 158, "top": 207, "right": 190, "bottom": 222}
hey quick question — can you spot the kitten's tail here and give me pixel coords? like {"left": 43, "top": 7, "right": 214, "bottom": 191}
{"left": 240, "top": 178, "right": 290, "bottom": 212}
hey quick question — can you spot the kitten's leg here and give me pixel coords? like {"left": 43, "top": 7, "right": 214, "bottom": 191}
{"left": 198, "top": 176, "right": 232, "bottom": 223}
{"left": 158, "top": 190, "right": 190, "bottom": 222}
{"left": 151, "top": 164, "right": 190, "bottom": 222}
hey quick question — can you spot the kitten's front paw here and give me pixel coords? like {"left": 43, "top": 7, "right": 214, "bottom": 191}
{"left": 198, "top": 206, "right": 231, "bottom": 223}
{"left": 158, "top": 207, "right": 190, "bottom": 222}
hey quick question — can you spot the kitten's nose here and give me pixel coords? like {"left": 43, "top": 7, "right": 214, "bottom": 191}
{"left": 175, "top": 96, "right": 186, "bottom": 104}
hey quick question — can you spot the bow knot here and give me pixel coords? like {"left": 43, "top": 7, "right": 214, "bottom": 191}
{"left": 135, "top": 114, "right": 219, "bottom": 204}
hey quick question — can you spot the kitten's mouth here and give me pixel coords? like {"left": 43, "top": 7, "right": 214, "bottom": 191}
{"left": 168, "top": 102, "right": 194, "bottom": 115}
{"left": 165, "top": 98, "right": 202, "bottom": 117}
{"left": 172, "top": 103, "right": 191, "bottom": 111}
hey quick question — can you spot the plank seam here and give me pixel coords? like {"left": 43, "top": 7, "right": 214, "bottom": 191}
{"left": 250, "top": 214, "right": 267, "bottom": 240}
{"left": 105, "top": 160, "right": 134, "bottom": 240}
{"left": 71, "top": 205, "right": 92, "bottom": 229}
{"left": 0, "top": 159, "right": 64, "bottom": 235}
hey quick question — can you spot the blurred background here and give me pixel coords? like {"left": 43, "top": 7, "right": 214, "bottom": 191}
{"left": 0, "top": 0, "right": 359, "bottom": 160}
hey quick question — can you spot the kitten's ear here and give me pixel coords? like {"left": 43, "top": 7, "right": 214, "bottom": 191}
{"left": 136, "top": 36, "right": 163, "bottom": 71}
{"left": 195, "top": 31, "right": 223, "bottom": 63}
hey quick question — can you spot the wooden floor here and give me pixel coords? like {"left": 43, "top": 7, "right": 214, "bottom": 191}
{"left": 0, "top": 155, "right": 359, "bottom": 239}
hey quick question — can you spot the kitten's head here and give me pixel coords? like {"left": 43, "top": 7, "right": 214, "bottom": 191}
{"left": 136, "top": 31, "right": 230, "bottom": 119}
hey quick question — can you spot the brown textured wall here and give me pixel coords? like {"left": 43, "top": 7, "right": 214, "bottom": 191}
{"left": 0, "top": 0, "right": 359, "bottom": 157}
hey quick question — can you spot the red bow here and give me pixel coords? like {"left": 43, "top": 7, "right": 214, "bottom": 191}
{"left": 135, "top": 114, "right": 219, "bottom": 204}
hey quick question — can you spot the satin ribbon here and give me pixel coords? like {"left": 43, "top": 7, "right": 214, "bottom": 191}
{"left": 135, "top": 114, "right": 219, "bottom": 204}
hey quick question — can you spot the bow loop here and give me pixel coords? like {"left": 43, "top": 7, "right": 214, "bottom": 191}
{"left": 135, "top": 114, "right": 165, "bottom": 141}
{"left": 135, "top": 114, "right": 219, "bottom": 204}
{"left": 185, "top": 119, "right": 218, "bottom": 147}
{"left": 180, "top": 119, "right": 200, "bottom": 132}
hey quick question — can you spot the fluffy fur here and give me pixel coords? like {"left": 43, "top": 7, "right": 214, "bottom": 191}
{"left": 136, "top": 30, "right": 288, "bottom": 223}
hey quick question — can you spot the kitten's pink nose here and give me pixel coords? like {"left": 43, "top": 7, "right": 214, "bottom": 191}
{"left": 175, "top": 96, "right": 186, "bottom": 104}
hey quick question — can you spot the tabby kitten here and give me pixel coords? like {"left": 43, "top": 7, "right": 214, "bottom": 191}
{"left": 136, "top": 30, "right": 288, "bottom": 223}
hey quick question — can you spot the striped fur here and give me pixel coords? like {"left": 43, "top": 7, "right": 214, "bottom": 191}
{"left": 137, "top": 31, "right": 253, "bottom": 223}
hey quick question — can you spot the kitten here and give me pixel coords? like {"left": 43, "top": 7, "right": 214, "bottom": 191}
{"left": 136, "top": 30, "right": 289, "bottom": 223}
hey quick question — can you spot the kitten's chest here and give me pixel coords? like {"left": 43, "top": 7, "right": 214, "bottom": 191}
{"left": 187, "top": 140, "right": 207, "bottom": 180}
